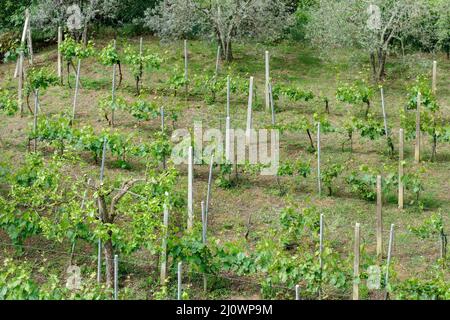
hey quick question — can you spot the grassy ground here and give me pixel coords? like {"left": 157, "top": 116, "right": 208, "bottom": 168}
{"left": 0, "top": 36, "right": 449, "bottom": 299}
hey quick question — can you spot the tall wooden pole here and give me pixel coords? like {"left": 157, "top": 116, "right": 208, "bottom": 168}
{"left": 265, "top": 50, "right": 270, "bottom": 112}
{"left": 384, "top": 224, "right": 394, "bottom": 300}
{"left": 206, "top": 154, "right": 214, "bottom": 219}
{"left": 353, "top": 223, "right": 361, "bottom": 300}
{"left": 415, "top": 92, "right": 421, "bottom": 163}
{"left": 215, "top": 46, "right": 221, "bottom": 77}
{"left": 376, "top": 175, "right": 383, "bottom": 261}
{"left": 317, "top": 122, "right": 321, "bottom": 197}
{"left": 160, "top": 203, "right": 169, "bottom": 285}
{"left": 33, "top": 89, "right": 39, "bottom": 152}
{"left": 398, "top": 129, "right": 404, "bottom": 209}
{"left": 187, "top": 146, "right": 193, "bottom": 230}
{"left": 432, "top": 61, "right": 437, "bottom": 94}
{"left": 184, "top": 40, "right": 188, "bottom": 97}
{"left": 18, "top": 51, "right": 24, "bottom": 117}
{"left": 226, "top": 76, "right": 230, "bottom": 118}
{"left": 246, "top": 77, "right": 254, "bottom": 142}
{"left": 58, "top": 27, "right": 63, "bottom": 83}
{"left": 71, "top": 58, "right": 81, "bottom": 122}
{"left": 27, "top": 27, "right": 33, "bottom": 65}
{"left": 111, "top": 40, "right": 117, "bottom": 127}
{"left": 177, "top": 261, "right": 182, "bottom": 300}
{"left": 15, "top": 9, "right": 30, "bottom": 78}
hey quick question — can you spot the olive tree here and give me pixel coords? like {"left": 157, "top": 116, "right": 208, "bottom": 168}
{"left": 144, "top": 0, "right": 294, "bottom": 61}
{"left": 306, "top": 0, "right": 423, "bottom": 82}
{"left": 31, "top": 0, "right": 121, "bottom": 40}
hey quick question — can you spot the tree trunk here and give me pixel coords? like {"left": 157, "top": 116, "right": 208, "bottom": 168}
{"left": 103, "top": 235, "right": 114, "bottom": 288}
{"left": 306, "top": 129, "right": 315, "bottom": 151}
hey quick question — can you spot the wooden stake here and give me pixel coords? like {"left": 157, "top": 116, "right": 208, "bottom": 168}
{"left": 184, "top": 40, "right": 188, "bottom": 96}
{"left": 398, "top": 129, "right": 404, "bottom": 209}
{"left": 265, "top": 50, "right": 270, "bottom": 112}
{"left": 246, "top": 77, "right": 254, "bottom": 141}
{"left": 33, "top": 89, "right": 39, "bottom": 153}
{"left": 380, "top": 87, "right": 388, "bottom": 139}
{"left": 317, "top": 122, "right": 321, "bottom": 197}
{"left": 215, "top": 46, "right": 220, "bottom": 77}
{"left": 177, "top": 261, "right": 182, "bottom": 300}
{"left": 111, "top": 40, "right": 117, "bottom": 127}
{"left": 206, "top": 154, "right": 214, "bottom": 218}
{"left": 353, "top": 223, "right": 361, "bottom": 300}
{"left": 27, "top": 27, "right": 33, "bottom": 65}
{"left": 114, "top": 254, "right": 118, "bottom": 300}
{"left": 18, "top": 51, "right": 24, "bottom": 117}
{"left": 432, "top": 61, "right": 437, "bottom": 95}
{"left": 14, "top": 9, "right": 30, "bottom": 78}
{"left": 71, "top": 59, "right": 81, "bottom": 122}
{"left": 160, "top": 203, "right": 169, "bottom": 285}
{"left": 376, "top": 175, "right": 383, "bottom": 261}
{"left": 319, "top": 213, "right": 324, "bottom": 271}
{"left": 187, "top": 146, "right": 193, "bottom": 230}
{"left": 100, "top": 138, "right": 107, "bottom": 183}
{"left": 415, "top": 92, "right": 421, "bottom": 163}
{"left": 225, "top": 116, "right": 231, "bottom": 162}
{"left": 201, "top": 201, "right": 207, "bottom": 292}
{"left": 295, "top": 284, "right": 300, "bottom": 300}
{"left": 269, "top": 82, "right": 275, "bottom": 126}
{"left": 57, "top": 27, "right": 63, "bottom": 82}
{"left": 226, "top": 76, "right": 230, "bottom": 118}
{"left": 384, "top": 224, "right": 394, "bottom": 300}
{"left": 97, "top": 239, "right": 102, "bottom": 283}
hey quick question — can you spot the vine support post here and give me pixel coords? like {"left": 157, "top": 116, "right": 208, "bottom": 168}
{"left": 111, "top": 40, "right": 117, "bottom": 128}
{"left": 27, "top": 27, "right": 33, "bottom": 65}
{"left": 376, "top": 175, "right": 383, "bottom": 261}
{"left": 14, "top": 8, "right": 30, "bottom": 78}
{"left": 414, "top": 92, "right": 421, "bottom": 163}
{"left": 380, "top": 87, "right": 388, "bottom": 139}
{"left": 432, "top": 60, "right": 437, "bottom": 94}
{"left": 187, "top": 146, "right": 193, "bottom": 230}
{"left": 246, "top": 76, "right": 254, "bottom": 143}
{"left": 58, "top": 27, "right": 63, "bottom": 83}
{"left": 201, "top": 201, "right": 207, "bottom": 292}
{"left": 161, "top": 106, "right": 166, "bottom": 170}
{"left": 97, "top": 239, "right": 102, "bottom": 283}
{"left": 226, "top": 76, "right": 230, "bottom": 118}
{"left": 114, "top": 254, "right": 118, "bottom": 300}
{"left": 71, "top": 58, "right": 81, "bottom": 123}
{"left": 100, "top": 137, "right": 107, "bottom": 183}
{"left": 215, "top": 46, "right": 221, "bottom": 77}
{"left": 353, "top": 222, "right": 360, "bottom": 300}
{"left": 184, "top": 40, "right": 188, "bottom": 97}
{"left": 319, "top": 213, "right": 324, "bottom": 299}
{"left": 269, "top": 82, "right": 275, "bottom": 126}
{"left": 18, "top": 51, "right": 24, "bottom": 117}
{"left": 265, "top": 50, "right": 270, "bottom": 112}
{"left": 206, "top": 154, "right": 214, "bottom": 218}
{"left": 177, "top": 261, "right": 182, "bottom": 300}
{"left": 317, "top": 122, "right": 321, "bottom": 197}
{"left": 295, "top": 284, "right": 300, "bottom": 300}
{"left": 33, "top": 89, "right": 39, "bottom": 153}
{"left": 398, "top": 129, "right": 404, "bottom": 209}
{"left": 225, "top": 116, "right": 231, "bottom": 163}
{"left": 160, "top": 203, "right": 169, "bottom": 285}
{"left": 384, "top": 224, "right": 394, "bottom": 300}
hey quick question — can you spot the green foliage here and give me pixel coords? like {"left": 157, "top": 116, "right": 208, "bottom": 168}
{"left": 123, "top": 45, "right": 162, "bottom": 79}
{"left": 27, "top": 67, "right": 58, "bottom": 92}
{"left": 272, "top": 83, "right": 315, "bottom": 103}
{"left": 0, "top": 258, "right": 111, "bottom": 300}
{"left": 393, "top": 275, "right": 450, "bottom": 300}
{"left": 321, "top": 162, "right": 344, "bottom": 196}
{"left": 408, "top": 212, "right": 444, "bottom": 239}
{"left": 98, "top": 41, "right": 120, "bottom": 66}
{"left": 406, "top": 75, "right": 439, "bottom": 112}
{"left": 0, "top": 88, "right": 18, "bottom": 116}
{"left": 336, "top": 80, "right": 373, "bottom": 116}
{"left": 59, "top": 37, "right": 96, "bottom": 62}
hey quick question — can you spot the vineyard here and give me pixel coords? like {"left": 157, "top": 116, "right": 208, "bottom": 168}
{"left": 0, "top": 27, "right": 449, "bottom": 300}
